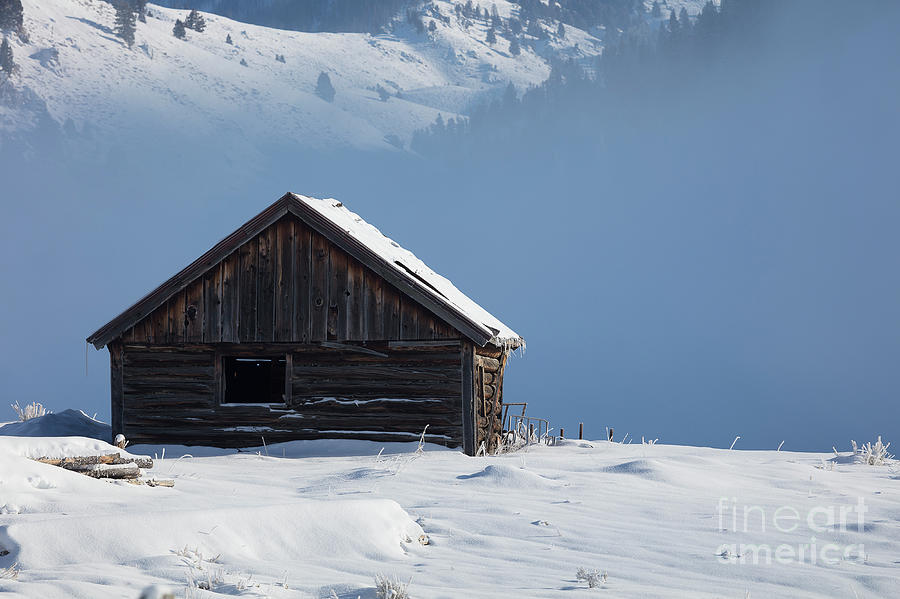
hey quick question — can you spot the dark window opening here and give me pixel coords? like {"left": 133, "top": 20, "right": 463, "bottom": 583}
{"left": 222, "top": 356, "right": 286, "bottom": 404}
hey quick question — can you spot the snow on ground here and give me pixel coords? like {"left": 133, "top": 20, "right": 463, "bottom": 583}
{"left": 1, "top": 413, "right": 898, "bottom": 598}
{"left": 4, "top": 0, "right": 603, "bottom": 155}
{"left": 0, "top": 409, "right": 110, "bottom": 440}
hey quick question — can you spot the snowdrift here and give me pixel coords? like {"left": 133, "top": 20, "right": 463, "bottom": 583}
{"left": 0, "top": 409, "right": 110, "bottom": 441}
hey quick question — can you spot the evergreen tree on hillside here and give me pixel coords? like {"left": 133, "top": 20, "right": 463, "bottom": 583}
{"left": 185, "top": 9, "right": 206, "bottom": 32}
{"left": 114, "top": 1, "right": 136, "bottom": 48}
{"left": 225, "top": 33, "right": 233, "bottom": 44}
{"left": 527, "top": 19, "right": 545, "bottom": 40}
{"left": 668, "top": 10, "right": 679, "bottom": 33}
{"left": 134, "top": 0, "right": 147, "bottom": 23}
{"left": 486, "top": 27, "right": 496, "bottom": 45}
{"left": 557, "top": 22, "right": 565, "bottom": 39}
{"left": 509, "top": 35, "right": 521, "bottom": 56}
{"left": 316, "top": 71, "right": 335, "bottom": 102}
{"left": 0, "top": 35, "right": 15, "bottom": 75}
{"left": 0, "top": 0, "right": 24, "bottom": 33}
{"left": 173, "top": 18, "right": 186, "bottom": 39}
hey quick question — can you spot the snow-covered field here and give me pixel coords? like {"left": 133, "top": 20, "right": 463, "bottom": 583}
{"left": 0, "top": 412, "right": 897, "bottom": 598}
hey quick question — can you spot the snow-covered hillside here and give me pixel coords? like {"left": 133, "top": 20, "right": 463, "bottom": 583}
{"left": 1, "top": 0, "right": 605, "bottom": 155}
{"left": 0, "top": 413, "right": 897, "bottom": 598}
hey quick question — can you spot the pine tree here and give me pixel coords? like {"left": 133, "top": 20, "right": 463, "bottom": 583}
{"left": 502, "top": 82, "right": 517, "bottom": 108}
{"left": 225, "top": 33, "right": 233, "bottom": 45}
{"left": 0, "top": 0, "right": 24, "bottom": 33}
{"left": 509, "top": 36, "right": 521, "bottom": 56}
{"left": 134, "top": 0, "right": 147, "bottom": 23}
{"left": 556, "top": 22, "right": 565, "bottom": 39}
{"left": 527, "top": 19, "right": 544, "bottom": 40}
{"left": 185, "top": 9, "right": 205, "bottom": 32}
{"left": 173, "top": 18, "right": 186, "bottom": 40}
{"left": 651, "top": 1, "right": 662, "bottom": 18}
{"left": 316, "top": 71, "right": 335, "bottom": 102}
{"left": 668, "top": 11, "right": 679, "bottom": 33}
{"left": 193, "top": 11, "right": 205, "bottom": 32}
{"left": 486, "top": 27, "right": 496, "bottom": 45}
{"left": 114, "top": 1, "right": 136, "bottom": 48}
{"left": 0, "top": 35, "right": 15, "bottom": 75}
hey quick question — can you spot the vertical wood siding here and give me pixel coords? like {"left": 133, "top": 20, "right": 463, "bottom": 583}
{"left": 122, "top": 216, "right": 459, "bottom": 344}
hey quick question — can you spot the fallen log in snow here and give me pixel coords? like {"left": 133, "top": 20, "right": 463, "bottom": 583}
{"left": 29, "top": 452, "right": 166, "bottom": 483}
{"left": 76, "top": 463, "right": 142, "bottom": 479}
{"left": 33, "top": 452, "right": 153, "bottom": 470}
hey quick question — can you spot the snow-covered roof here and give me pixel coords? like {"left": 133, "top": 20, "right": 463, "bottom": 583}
{"left": 87, "top": 193, "right": 523, "bottom": 350}
{"left": 298, "top": 194, "right": 522, "bottom": 349}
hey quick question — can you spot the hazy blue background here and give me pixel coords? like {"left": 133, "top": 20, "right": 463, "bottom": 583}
{"left": 1, "top": 0, "right": 898, "bottom": 450}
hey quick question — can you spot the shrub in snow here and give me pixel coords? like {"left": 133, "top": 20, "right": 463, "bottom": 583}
{"left": 11, "top": 400, "right": 48, "bottom": 421}
{"left": 576, "top": 567, "right": 608, "bottom": 589}
{"left": 375, "top": 574, "right": 411, "bottom": 599}
{"left": 853, "top": 437, "right": 893, "bottom": 466}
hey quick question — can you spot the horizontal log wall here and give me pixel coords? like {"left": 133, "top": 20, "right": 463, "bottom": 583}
{"left": 120, "top": 342, "right": 464, "bottom": 448}
{"left": 122, "top": 216, "right": 458, "bottom": 346}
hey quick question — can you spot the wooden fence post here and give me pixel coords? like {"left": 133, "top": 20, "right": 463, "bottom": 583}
{"left": 560, "top": 428, "right": 564, "bottom": 439}
{"left": 579, "top": 422, "right": 583, "bottom": 440}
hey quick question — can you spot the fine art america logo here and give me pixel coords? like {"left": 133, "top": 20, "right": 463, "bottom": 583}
{"left": 715, "top": 497, "right": 867, "bottom": 565}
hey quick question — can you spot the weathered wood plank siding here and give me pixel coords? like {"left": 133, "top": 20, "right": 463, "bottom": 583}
{"left": 114, "top": 214, "right": 476, "bottom": 450}
{"left": 122, "top": 216, "right": 457, "bottom": 345}
{"left": 120, "top": 343, "right": 464, "bottom": 447}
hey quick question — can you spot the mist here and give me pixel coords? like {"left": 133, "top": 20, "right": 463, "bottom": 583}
{"left": 2, "top": 0, "right": 898, "bottom": 451}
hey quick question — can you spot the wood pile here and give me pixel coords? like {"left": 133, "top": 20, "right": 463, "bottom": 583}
{"left": 32, "top": 452, "right": 173, "bottom": 486}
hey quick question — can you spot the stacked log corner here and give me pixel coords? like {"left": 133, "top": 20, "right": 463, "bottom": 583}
{"left": 474, "top": 344, "right": 507, "bottom": 454}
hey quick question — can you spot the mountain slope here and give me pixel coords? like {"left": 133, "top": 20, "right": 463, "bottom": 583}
{"left": 2, "top": 0, "right": 606, "bottom": 156}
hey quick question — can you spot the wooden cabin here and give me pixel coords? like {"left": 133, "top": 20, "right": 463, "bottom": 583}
{"left": 87, "top": 193, "right": 524, "bottom": 455}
